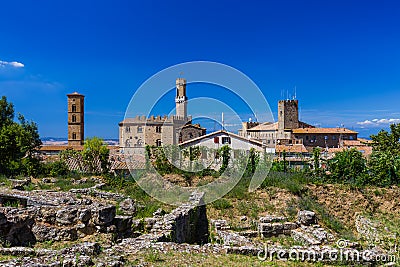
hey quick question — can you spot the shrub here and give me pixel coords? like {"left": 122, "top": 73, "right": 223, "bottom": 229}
{"left": 212, "top": 198, "right": 233, "bottom": 210}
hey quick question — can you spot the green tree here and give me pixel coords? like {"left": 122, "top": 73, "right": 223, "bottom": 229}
{"left": 312, "top": 147, "right": 321, "bottom": 175}
{"left": 218, "top": 145, "right": 231, "bottom": 174}
{"left": 0, "top": 96, "right": 42, "bottom": 176}
{"left": 327, "top": 148, "right": 366, "bottom": 184}
{"left": 82, "top": 137, "right": 110, "bottom": 174}
{"left": 368, "top": 124, "right": 400, "bottom": 186}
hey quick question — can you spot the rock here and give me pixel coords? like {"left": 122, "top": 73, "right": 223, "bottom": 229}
{"left": 113, "top": 216, "right": 132, "bottom": 234}
{"left": 78, "top": 209, "right": 91, "bottom": 222}
{"left": 211, "top": 219, "right": 229, "bottom": 230}
{"left": 56, "top": 208, "right": 78, "bottom": 225}
{"left": 32, "top": 224, "right": 77, "bottom": 241}
{"left": 239, "top": 216, "right": 247, "bottom": 222}
{"left": 216, "top": 230, "right": 253, "bottom": 246}
{"left": 153, "top": 208, "right": 166, "bottom": 217}
{"left": 144, "top": 217, "right": 157, "bottom": 230}
{"left": 291, "top": 228, "right": 321, "bottom": 245}
{"left": 297, "top": 210, "right": 317, "bottom": 226}
{"left": 0, "top": 209, "right": 36, "bottom": 246}
{"left": 41, "top": 178, "right": 51, "bottom": 183}
{"left": 9, "top": 178, "right": 30, "bottom": 190}
{"left": 119, "top": 198, "right": 136, "bottom": 216}
{"left": 39, "top": 207, "right": 56, "bottom": 224}
{"left": 259, "top": 215, "right": 287, "bottom": 223}
{"left": 92, "top": 205, "right": 116, "bottom": 226}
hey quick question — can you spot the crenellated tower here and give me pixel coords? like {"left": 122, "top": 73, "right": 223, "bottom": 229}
{"left": 175, "top": 78, "right": 187, "bottom": 119}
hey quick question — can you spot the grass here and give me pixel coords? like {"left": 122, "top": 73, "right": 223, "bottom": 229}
{"left": 0, "top": 175, "right": 12, "bottom": 188}
{"left": 212, "top": 198, "right": 233, "bottom": 210}
{"left": 261, "top": 171, "right": 311, "bottom": 196}
{"left": 298, "top": 195, "right": 355, "bottom": 241}
{"left": 130, "top": 249, "right": 352, "bottom": 267}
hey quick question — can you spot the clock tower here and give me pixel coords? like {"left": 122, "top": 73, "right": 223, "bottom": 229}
{"left": 175, "top": 78, "right": 187, "bottom": 119}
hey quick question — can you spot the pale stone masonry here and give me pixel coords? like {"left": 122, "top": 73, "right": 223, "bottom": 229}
{"left": 238, "top": 99, "right": 357, "bottom": 149}
{"left": 119, "top": 78, "right": 205, "bottom": 154}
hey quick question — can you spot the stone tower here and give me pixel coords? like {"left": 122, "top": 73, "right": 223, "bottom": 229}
{"left": 175, "top": 78, "right": 187, "bottom": 119}
{"left": 278, "top": 99, "right": 299, "bottom": 130}
{"left": 67, "top": 92, "right": 85, "bottom": 146}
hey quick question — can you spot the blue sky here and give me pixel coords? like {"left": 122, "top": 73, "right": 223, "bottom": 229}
{"left": 0, "top": 0, "right": 399, "bottom": 138}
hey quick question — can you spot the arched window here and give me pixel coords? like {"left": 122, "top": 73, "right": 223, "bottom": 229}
{"left": 72, "top": 104, "right": 77, "bottom": 112}
{"left": 72, "top": 114, "right": 76, "bottom": 122}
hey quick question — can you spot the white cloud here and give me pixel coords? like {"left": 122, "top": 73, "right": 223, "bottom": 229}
{"left": 0, "top": 60, "right": 24, "bottom": 68}
{"left": 357, "top": 118, "right": 400, "bottom": 126}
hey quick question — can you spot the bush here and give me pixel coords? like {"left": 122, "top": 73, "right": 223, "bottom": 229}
{"left": 212, "top": 198, "right": 233, "bottom": 210}
{"left": 43, "top": 161, "right": 69, "bottom": 177}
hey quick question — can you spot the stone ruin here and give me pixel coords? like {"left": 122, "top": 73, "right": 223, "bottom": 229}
{"left": 0, "top": 185, "right": 395, "bottom": 266}
{"left": 0, "top": 187, "right": 210, "bottom": 266}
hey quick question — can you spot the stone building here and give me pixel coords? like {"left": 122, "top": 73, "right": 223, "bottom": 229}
{"left": 119, "top": 78, "right": 206, "bottom": 154}
{"left": 238, "top": 99, "right": 313, "bottom": 147}
{"left": 238, "top": 99, "right": 357, "bottom": 149}
{"left": 67, "top": 92, "right": 85, "bottom": 146}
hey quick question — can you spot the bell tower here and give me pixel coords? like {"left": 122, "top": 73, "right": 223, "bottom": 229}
{"left": 175, "top": 78, "right": 187, "bottom": 119}
{"left": 67, "top": 92, "right": 85, "bottom": 146}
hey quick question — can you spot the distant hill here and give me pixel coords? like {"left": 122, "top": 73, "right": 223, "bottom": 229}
{"left": 41, "top": 137, "right": 119, "bottom": 146}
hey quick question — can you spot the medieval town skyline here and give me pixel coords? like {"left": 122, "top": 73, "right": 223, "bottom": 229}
{"left": 1, "top": 1, "right": 399, "bottom": 139}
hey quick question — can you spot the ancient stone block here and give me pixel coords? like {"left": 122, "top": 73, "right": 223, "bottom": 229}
{"left": 92, "top": 205, "right": 116, "bottom": 226}
{"left": 56, "top": 208, "right": 78, "bottom": 225}
{"left": 297, "top": 210, "right": 316, "bottom": 226}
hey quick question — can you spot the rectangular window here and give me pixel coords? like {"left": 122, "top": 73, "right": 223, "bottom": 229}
{"left": 332, "top": 136, "right": 337, "bottom": 140}
{"left": 324, "top": 136, "right": 328, "bottom": 140}
{"left": 125, "top": 126, "right": 130, "bottom": 133}
{"left": 214, "top": 137, "right": 219, "bottom": 143}
{"left": 222, "top": 137, "right": 231, "bottom": 144}
{"left": 137, "top": 126, "right": 142, "bottom": 133}
{"left": 156, "top": 126, "right": 162, "bottom": 133}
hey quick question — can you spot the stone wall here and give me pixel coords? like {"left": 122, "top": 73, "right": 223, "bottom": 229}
{"left": 151, "top": 192, "right": 209, "bottom": 244}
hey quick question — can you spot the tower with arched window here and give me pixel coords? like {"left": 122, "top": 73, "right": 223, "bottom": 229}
{"left": 67, "top": 92, "right": 85, "bottom": 146}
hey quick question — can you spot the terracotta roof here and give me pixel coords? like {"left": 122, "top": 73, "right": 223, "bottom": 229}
{"left": 342, "top": 140, "right": 370, "bottom": 147}
{"left": 276, "top": 144, "right": 308, "bottom": 153}
{"left": 247, "top": 122, "right": 278, "bottom": 131}
{"left": 327, "top": 146, "right": 373, "bottom": 156}
{"left": 40, "top": 145, "right": 119, "bottom": 152}
{"left": 357, "top": 138, "right": 373, "bottom": 144}
{"left": 40, "top": 145, "right": 84, "bottom": 151}
{"left": 292, "top": 128, "right": 357, "bottom": 134}
{"left": 181, "top": 123, "right": 206, "bottom": 130}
